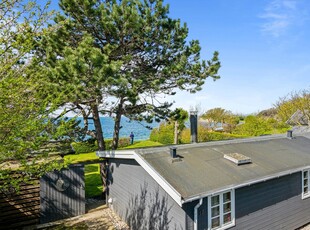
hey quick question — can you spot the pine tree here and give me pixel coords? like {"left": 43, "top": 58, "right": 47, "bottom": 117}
{"left": 39, "top": 0, "right": 221, "bottom": 150}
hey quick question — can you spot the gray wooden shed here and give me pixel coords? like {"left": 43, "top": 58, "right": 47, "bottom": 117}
{"left": 97, "top": 132, "right": 310, "bottom": 230}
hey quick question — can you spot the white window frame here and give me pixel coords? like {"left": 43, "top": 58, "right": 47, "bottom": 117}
{"left": 208, "top": 189, "right": 235, "bottom": 230}
{"left": 302, "top": 169, "right": 310, "bottom": 199}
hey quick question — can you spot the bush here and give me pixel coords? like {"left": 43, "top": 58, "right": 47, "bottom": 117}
{"left": 150, "top": 122, "right": 174, "bottom": 145}
{"left": 180, "top": 126, "right": 246, "bottom": 144}
{"left": 233, "top": 115, "right": 271, "bottom": 136}
{"left": 71, "top": 141, "right": 98, "bottom": 154}
{"left": 105, "top": 138, "right": 131, "bottom": 149}
{"left": 179, "top": 128, "right": 191, "bottom": 144}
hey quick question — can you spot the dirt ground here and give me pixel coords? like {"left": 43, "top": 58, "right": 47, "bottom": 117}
{"left": 28, "top": 203, "right": 310, "bottom": 230}
{"left": 31, "top": 209, "right": 310, "bottom": 230}
{"left": 30, "top": 205, "right": 129, "bottom": 230}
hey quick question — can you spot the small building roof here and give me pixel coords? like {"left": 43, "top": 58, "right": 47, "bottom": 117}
{"left": 98, "top": 132, "right": 310, "bottom": 205}
{"left": 138, "top": 133, "right": 310, "bottom": 202}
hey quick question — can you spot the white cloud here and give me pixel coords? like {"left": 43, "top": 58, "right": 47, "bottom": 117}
{"left": 260, "top": 0, "right": 299, "bottom": 37}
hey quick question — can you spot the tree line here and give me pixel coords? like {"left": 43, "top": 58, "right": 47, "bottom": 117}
{"left": 151, "top": 89, "right": 310, "bottom": 144}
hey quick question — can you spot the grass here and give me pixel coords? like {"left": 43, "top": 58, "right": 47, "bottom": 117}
{"left": 64, "top": 151, "right": 99, "bottom": 164}
{"left": 65, "top": 140, "right": 162, "bottom": 198}
{"left": 64, "top": 140, "right": 162, "bottom": 164}
{"left": 85, "top": 164, "right": 103, "bottom": 197}
{"left": 123, "top": 140, "right": 163, "bottom": 149}
{"left": 64, "top": 153, "right": 103, "bottom": 198}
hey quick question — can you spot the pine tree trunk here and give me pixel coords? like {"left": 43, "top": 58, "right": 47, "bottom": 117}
{"left": 112, "top": 99, "right": 124, "bottom": 150}
{"left": 174, "top": 121, "right": 179, "bottom": 144}
{"left": 91, "top": 103, "right": 105, "bottom": 151}
{"left": 90, "top": 103, "right": 108, "bottom": 198}
{"left": 100, "top": 161, "right": 108, "bottom": 200}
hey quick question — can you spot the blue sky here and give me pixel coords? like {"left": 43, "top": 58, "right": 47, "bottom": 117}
{"left": 46, "top": 0, "right": 310, "bottom": 114}
{"left": 164, "top": 0, "right": 310, "bottom": 114}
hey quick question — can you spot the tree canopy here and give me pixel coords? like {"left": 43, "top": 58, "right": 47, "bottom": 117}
{"left": 168, "top": 108, "right": 188, "bottom": 144}
{"left": 201, "top": 107, "right": 239, "bottom": 132}
{"left": 38, "top": 0, "right": 221, "bottom": 150}
{"left": 0, "top": 0, "right": 79, "bottom": 190}
{"left": 275, "top": 89, "right": 310, "bottom": 126}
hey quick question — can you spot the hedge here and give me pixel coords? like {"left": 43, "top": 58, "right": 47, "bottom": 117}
{"left": 180, "top": 126, "right": 246, "bottom": 144}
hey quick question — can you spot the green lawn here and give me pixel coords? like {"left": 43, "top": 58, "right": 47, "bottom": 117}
{"left": 123, "top": 140, "right": 163, "bottom": 149}
{"left": 64, "top": 152, "right": 99, "bottom": 164}
{"left": 84, "top": 164, "right": 103, "bottom": 197}
{"left": 66, "top": 139, "right": 162, "bottom": 198}
{"left": 64, "top": 140, "right": 162, "bottom": 164}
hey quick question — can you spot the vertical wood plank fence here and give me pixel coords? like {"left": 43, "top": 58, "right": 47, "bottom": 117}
{"left": 0, "top": 164, "right": 86, "bottom": 228}
{"left": 40, "top": 164, "right": 85, "bottom": 224}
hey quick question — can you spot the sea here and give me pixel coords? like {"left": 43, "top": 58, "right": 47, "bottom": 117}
{"left": 77, "top": 116, "right": 160, "bottom": 141}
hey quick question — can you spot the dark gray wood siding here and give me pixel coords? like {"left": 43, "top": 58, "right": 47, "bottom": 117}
{"left": 198, "top": 198, "right": 208, "bottom": 230}
{"left": 109, "top": 159, "right": 310, "bottom": 230}
{"left": 183, "top": 200, "right": 198, "bottom": 230}
{"left": 183, "top": 198, "right": 208, "bottom": 230}
{"left": 186, "top": 173, "right": 310, "bottom": 230}
{"left": 230, "top": 172, "right": 310, "bottom": 230}
{"left": 108, "top": 159, "right": 186, "bottom": 230}
{"left": 40, "top": 165, "right": 85, "bottom": 224}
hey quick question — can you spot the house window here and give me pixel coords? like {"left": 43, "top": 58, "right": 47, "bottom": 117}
{"left": 208, "top": 190, "right": 235, "bottom": 230}
{"left": 302, "top": 169, "right": 310, "bottom": 199}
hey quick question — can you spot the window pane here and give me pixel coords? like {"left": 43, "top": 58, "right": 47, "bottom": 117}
{"left": 304, "top": 187, "right": 308, "bottom": 193}
{"left": 224, "top": 213, "right": 232, "bottom": 224}
{"left": 304, "top": 179, "right": 308, "bottom": 186}
{"left": 223, "top": 202, "right": 231, "bottom": 213}
{"left": 304, "top": 171, "right": 308, "bottom": 179}
{"left": 212, "top": 206, "right": 220, "bottom": 217}
{"left": 211, "top": 217, "right": 220, "bottom": 228}
{"left": 223, "top": 192, "right": 231, "bottom": 202}
{"left": 209, "top": 191, "right": 234, "bottom": 229}
{"left": 211, "top": 195, "right": 219, "bottom": 206}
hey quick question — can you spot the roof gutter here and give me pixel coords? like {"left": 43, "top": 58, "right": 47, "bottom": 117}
{"left": 194, "top": 198, "right": 203, "bottom": 230}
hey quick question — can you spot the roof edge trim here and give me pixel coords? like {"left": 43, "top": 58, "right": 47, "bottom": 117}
{"left": 97, "top": 150, "right": 183, "bottom": 207}
{"left": 96, "top": 150, "right": 135, "bottom": 159}
{"left": 134, "top": 154, "right": 183, "bottom": 207}
{"left": 182, "top": 166, "right": 310, "bottom": 204}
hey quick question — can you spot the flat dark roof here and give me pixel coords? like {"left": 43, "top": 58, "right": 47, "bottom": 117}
{"left": 139, "top": 133, "right": 310, "bottom": 201}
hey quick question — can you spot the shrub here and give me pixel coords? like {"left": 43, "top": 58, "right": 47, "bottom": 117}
{"left": 233, "top": 115, "right": 272, "bottom": 136}
{"left": 179, "top": 128, "right": 190, "bottom": 144}
{"left": 71, "top": 141, "right": 98, "bottom": 154}
{"left": 150, "top": 122, "right": 174, "bottom": 145}
{"left": 180, "top": 126, "right": 246, "bottom": 144}
{"left": 105, "top": 138, "right": 131, "bottom": 149}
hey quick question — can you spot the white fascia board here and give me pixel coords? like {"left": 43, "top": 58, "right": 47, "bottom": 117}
{"left": 97, "top": 150, "right": 183, "bottom": 206}
{"left": 96, "top": 150, "right": 135, "bottom": 159}
{"left": 133, "top": 154, "right": 183, "bottom": 207}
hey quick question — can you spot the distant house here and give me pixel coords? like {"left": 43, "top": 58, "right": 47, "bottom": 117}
{"left": 97, "top": 132, "right": 310, "bottom": 230}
